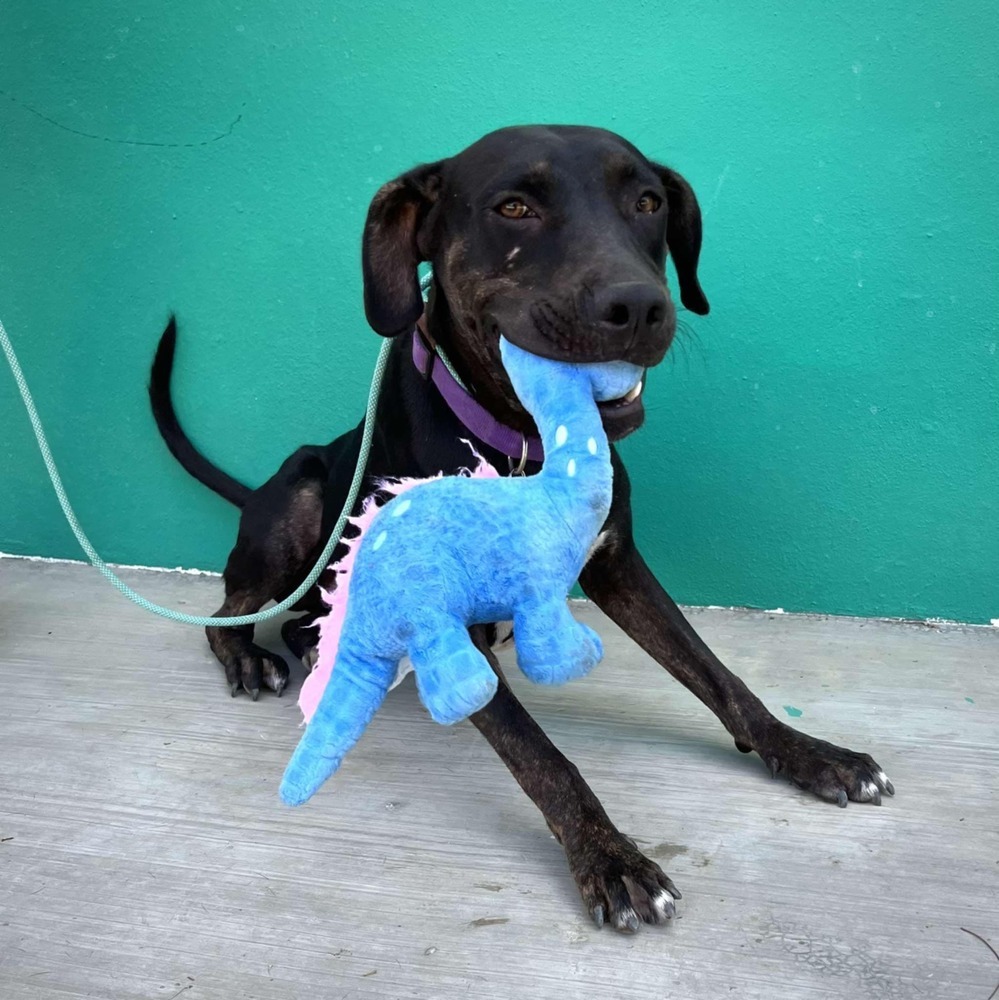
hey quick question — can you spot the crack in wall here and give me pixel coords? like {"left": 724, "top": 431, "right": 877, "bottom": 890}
{"left": 0, "top": 90, "right": 243, "bottom": 148}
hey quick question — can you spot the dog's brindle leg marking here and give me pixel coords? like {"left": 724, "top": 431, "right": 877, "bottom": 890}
{"left": 579, "top": 452, "right": 894, "bottom": 807}
{"left": 467, "top": 626, "right": 679, "bottom": 932}
{"left": 206, "top": 447, "right": 342, "bottom": 699}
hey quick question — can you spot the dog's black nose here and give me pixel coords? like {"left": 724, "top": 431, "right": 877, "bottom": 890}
{"left": 592, "top": 282, "right": 669, "bottom": 338}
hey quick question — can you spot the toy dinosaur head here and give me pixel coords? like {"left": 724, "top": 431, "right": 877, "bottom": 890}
{"left": 499, "top": 336, "right": 644, "bottom": 426}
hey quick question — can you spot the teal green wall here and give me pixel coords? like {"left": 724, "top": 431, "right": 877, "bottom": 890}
{"left": 2, "top": 2, "right": 996, "bottom": 622}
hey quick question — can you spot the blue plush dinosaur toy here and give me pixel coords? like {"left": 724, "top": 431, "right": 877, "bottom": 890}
{"left": 279, "top": 337, "right": 643, "bottom": 806}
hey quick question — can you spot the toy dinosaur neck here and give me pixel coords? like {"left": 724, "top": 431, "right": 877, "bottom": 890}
{"left": 533, "top": 378, "right": 613, "bottom": 531}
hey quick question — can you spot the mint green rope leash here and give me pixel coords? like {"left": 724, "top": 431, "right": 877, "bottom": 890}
{"left": 416, "top": 270, "right": 469, "bottom": 390}
{"left": 2, "top": 274, "right": 446, "bottom": 626}
{"left": 2, "top": 314, "right": 391, "bottom": 626}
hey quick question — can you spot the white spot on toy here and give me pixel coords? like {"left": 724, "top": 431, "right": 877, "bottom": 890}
{"left": 392, "top": 498, "right": 412, "bottom": 517}
{"left": 587, "top": 437, "right": 597, "bottom": 454}
{"left": 567, "top": 459, "right": 576, "bottom": 477}
{"left": 372, "top": 530, "right": 388, "bottom": 551}
{"left": 555, "top": 425, "right": 568, "bottom": 447}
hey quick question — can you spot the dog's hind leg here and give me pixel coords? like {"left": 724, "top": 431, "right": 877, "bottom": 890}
{"left": 207, "top": 593, "right": 291, "bottom": 700}
{"left": 206, "top": 448, "right": 334, "bottom": 699}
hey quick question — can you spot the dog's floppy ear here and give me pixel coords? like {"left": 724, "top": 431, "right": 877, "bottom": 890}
{"left": 654, "top": 164, "right": 710, "bottom": 315}
{"left": 362, "top": 161, "right": 445, "bottom": 336}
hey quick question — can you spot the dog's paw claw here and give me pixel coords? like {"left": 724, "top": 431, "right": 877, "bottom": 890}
{"left": 863, "top": 781, "right": 883, "bottom": 805}
{"left": 874, "top": 770, "right": 895, "bottom": 797}
{"left": 572, "top": 834, "right": 679, "bottom": 934}
{"left": 225, "top": 648, "right": 290, "bottom": 701}
{"left": 653, "top": 889, "right": 677, "bottom": 920}
{"left": 301, "top": 646, "right": 320, "bottom": 674}
{"left": 756, "top": 725, "right": 894, "bottom": 807}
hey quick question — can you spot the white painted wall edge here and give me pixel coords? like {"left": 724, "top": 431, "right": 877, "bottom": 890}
{"left": 0, "top": 550, "right": 222, "bottom": 577}
{"left": 2, "top": 551, "right": 995, "bottom": 629}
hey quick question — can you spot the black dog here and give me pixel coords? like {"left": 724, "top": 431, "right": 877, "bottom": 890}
{"left": 150, "top": 125, "right": 893, "bottom": 933}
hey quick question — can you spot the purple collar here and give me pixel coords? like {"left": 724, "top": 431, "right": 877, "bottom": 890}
{"left": 411, "top": 327, "right": 545, "bottom": 468}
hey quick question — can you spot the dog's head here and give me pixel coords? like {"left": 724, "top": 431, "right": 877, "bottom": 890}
{"left": 361, "top": 125, "right": 709, "bottom": 440}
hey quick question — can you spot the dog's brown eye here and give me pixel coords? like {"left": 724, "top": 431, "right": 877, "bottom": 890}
{"left": 497, "top": 199, "right": 535, "bottom": 219}
{"left": 636, "top": 193, "right": 662, "bottom": 214}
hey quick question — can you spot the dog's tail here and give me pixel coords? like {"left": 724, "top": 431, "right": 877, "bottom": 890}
{"left": 149, "top": 317, "right": 252, "bottom": 509}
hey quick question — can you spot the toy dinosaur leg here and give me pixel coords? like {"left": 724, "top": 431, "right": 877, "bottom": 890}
{"left": 279, "top": 645, "right": 396, "bottom": 806}
{"left": 409, "top": 627, "right": 499, "bottom": 725}
{"left": 513, "top": 599, "right": 603, "bottom": 685}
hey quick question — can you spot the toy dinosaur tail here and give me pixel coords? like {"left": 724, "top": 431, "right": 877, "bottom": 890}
{"left": 280, "top": 643, "right": 397, "bottom": 805}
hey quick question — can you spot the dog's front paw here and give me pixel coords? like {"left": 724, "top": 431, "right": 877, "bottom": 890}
{"left": 750, "top": 723, "right": 894, "bottom": 806}
{"left": 567, "top": 833, "right": 680, "bottom": 933}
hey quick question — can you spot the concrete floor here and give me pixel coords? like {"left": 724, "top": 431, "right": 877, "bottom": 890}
{"left": 0, "top": 558, "right": 997, "bottom": 1000}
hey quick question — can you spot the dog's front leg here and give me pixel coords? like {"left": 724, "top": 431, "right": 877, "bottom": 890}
{"left": 468, "top": 629, "right": 678, "bottom": 932}
{"left": 579, "top": 533, "right": 894, "bottom": 807}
